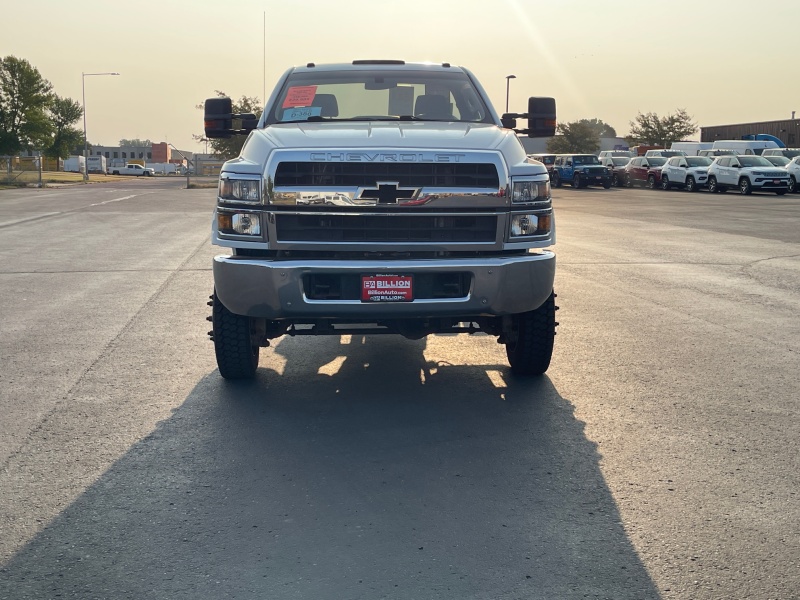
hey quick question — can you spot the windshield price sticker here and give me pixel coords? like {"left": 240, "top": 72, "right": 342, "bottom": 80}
{"left": 282, "top": 85, "right": 318, "bottom": 108}
{"left": 361, "top": 275, "right": 413, "bottom": 302}
{"left": 282, "top": 106, "right": 322, "bottom": 122}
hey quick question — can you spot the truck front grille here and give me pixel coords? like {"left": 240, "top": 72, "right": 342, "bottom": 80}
{"left": 274, "top": 162, "right": 499, "bottom": 188}
{"left": 276, "top": 214, "right": 497, "bottom": 243}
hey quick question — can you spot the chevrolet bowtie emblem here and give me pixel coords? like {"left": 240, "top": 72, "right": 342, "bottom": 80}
{"left": 356, "top": 182, "right": 420, "bottom": 204}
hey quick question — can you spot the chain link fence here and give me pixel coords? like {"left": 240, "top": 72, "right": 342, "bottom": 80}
{"left": 1, "top": 155, "right": 45, "bottom": 186}
{"left": 185, "top": 157, "right": 224, "bottom": 189}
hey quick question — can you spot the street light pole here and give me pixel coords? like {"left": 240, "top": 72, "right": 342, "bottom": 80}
{"left": 505, "top": 74, "right": 516, "bottom": 114}
{"left": 82, "top": 72, "right": 120, "bottom": 182}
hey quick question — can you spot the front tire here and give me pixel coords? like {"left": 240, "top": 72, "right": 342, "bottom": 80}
{"left": 212, "top": 291, "right": 259, "bottom": 379}
{"left": 686, "top": 176, "right": 697, "bottom": 192}
{"left": 708, "top": 176, "right": 719, "bottom": 193}
{"left": 551, "top": 172, "right": 561, "bottom": 188}
{"left": 661, "top": 175, "right": 671, "bottom": 190}
{"left": 647, "top": 175, "right": 656, "bottom": 189}
{"left": 572, "top": 174, "right": 582, "bottom": 188}
{"left": 612, "top": 173, "right": 621, "bottom": 187}
{"left": 505, "top": 292, "right": 557, "bottom": 376}
{"left": 739, "top": 178, "right": 752, "bottom": 195}
{"left": 789, "top": 176, "right": 796, "bottom": 193}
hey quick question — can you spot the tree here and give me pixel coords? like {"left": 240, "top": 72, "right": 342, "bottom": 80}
{"left": 577, "top": 118, "right": 617, "bottom": 138}
{"left": 0, "top": 56, "right": 54, "bottom": 155}
{"left": 194, "top": 91, "right": 263, "bottom": 159}
{"left": 628, "top": 109, "right": 697, "bottom": 147}
{"left": 43, "top": 95, "right": 83, "bottom": 166}
{"left": 119, "top": 138, "right": 152, "bottom": 147}
{"left": 547, "top": 121, "right": 600, "bottom": 154}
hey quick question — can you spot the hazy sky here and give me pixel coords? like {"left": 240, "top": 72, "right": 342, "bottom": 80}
{"left": 3, "top": 0, "right": 799, "bottom": 152}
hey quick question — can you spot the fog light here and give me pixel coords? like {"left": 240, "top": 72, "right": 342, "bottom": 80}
{"left": 511, "top": 214, "right": 538, "bottom": 236}
{"left": 232, "top": 213, "right": 260, "bottom": 235}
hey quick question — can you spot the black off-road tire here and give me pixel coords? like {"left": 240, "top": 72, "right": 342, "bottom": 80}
{"left": 572, "top": 174, "right": 582, "bottom": 188}
{"left": 212, "top": 291, "right": 259, "bottom": 379}
{"left": 551, "top": 172, "right": 561, "bottom": 188}
{"left": 505, "top": 291, "right": 557, "bottom": 376}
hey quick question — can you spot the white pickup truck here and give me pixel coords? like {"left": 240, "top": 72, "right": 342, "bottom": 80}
{"left": 109, "top": 163, "right": 155, "bottom": 176}
{"left": 204, "top": 60, "right": 558, "bottom": 379}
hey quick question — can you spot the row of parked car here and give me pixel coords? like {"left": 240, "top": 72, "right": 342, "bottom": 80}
{"left": 529, "top": 148, "right": 800, "bottom": 195}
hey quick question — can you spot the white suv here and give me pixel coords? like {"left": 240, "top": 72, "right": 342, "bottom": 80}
{"left": 707, "top": 155, "right": 790, "bottom": 195}
{"left": 644, "top": 149, "right": 687, "bottom": 158}
{"left": 760, "top": 148, "right": 800, "bottom": 159}
{"left": 660, "top": 156, "right": 713, "bottom": 192}
{"left": 787, "top": 157, "right": 800, "bottom": 193}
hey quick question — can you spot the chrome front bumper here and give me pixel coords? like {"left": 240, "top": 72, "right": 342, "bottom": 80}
{"left": 213, "top": 252, "right": 555, "bottom": 319}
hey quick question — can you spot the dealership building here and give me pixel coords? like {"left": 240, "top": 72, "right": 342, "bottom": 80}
{"left": 701, "top": 117, "right": 800, "bottom": 147}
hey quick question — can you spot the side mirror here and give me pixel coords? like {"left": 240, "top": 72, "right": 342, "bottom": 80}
{"left": 204, "top": 97, "right": 233, "bottom": 139}
{"left": 501, "top": 114, "right": 517, "bottom": 129}
{"left": 526, "top": 97, "right": 556, "bottom": 138}
{"left": 204, "top": 97, "right": 258, "bottom": 139}
{"left": 642, "top": 163, "right": 649, "bottom": 168}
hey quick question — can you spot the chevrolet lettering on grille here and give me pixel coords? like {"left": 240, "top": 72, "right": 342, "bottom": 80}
{"left": 309, "top": 152, "right": 467, "bottom": 163}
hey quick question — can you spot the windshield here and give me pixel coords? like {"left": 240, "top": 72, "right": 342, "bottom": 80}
{"left": 780, "top": 150, "right": 800, "bottom": 158}
{"left": 648, "top": 157, "right": 667, "bottom": 167}
{"left": 573, "top": 155, "right": 601, "bottom": 166}
{"left": 611, "top": 157, "right": 630, "bottom": 166}
{"left": 266, "top": 69, "right": 493, "bottom": 124}
{"left": 531, "top": 155, "right": 555, "bottom": 165}
{"left": 738, "top": 156, "right": 772, "bottom": 167}
{"left": 686, "top": 157, "right": 712, "bottom": 167}
{"left": 765, "top": 156, "right": 790, "bottom": 166}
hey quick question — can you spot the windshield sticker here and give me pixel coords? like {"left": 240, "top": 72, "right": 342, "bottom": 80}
{"left": 282, "top": 106, "right": 322, "bottom": 121}
{"left": 282, "top": 86, "right": 318, "bottom": 108}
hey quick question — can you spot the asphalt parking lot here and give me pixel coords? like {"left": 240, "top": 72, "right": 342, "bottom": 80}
{"left": 0, "top": 179, "right": 798, "bottom": 599}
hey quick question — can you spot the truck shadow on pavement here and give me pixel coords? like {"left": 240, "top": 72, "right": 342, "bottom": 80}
{"left": 1, "top": 335, "right": 661, "bottom": 599}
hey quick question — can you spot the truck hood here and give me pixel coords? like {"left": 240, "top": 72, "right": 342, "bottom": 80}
{"left": 229, "top": 121, "right": 541, "bottom": 178}
{"left": 265, "top": 121, "right": 508, "bottom": 149}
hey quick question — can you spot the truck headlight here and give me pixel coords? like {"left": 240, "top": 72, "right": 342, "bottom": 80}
{"left": 511, "top": 179, "right": 550, "bottom": 204}
{"left": 219, "top": 175, "right": 262, "bottom": 204}
{"left": 510, "top": 213, "right": 551, "bottom": 238}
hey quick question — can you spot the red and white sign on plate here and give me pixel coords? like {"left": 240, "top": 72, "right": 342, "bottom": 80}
{"left": 361, "top": 275, "right": 413, "bottom": 302}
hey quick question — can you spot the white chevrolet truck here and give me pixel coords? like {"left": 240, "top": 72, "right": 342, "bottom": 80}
{"left": 204, "top": 60, "right": 558, "bottom": 379}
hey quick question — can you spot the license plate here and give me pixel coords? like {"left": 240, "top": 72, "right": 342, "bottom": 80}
{"left": 361, "top": 274, "right": 413, "bottom": 302}
{"left": 773, "top": 180, "right": 781, "bottom": 185}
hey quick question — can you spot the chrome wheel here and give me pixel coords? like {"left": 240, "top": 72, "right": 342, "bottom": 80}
{"left": 686, "top": 176, "right": 697, "bottom": 192}
{"left": 661, "top": 175, "right": 670, "bottom": 190}
{"left": 708, "top": 176, "right": 718, "bottom": 193}
{"left": 739, "top": 178, "right": 752, "bottom": 195}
